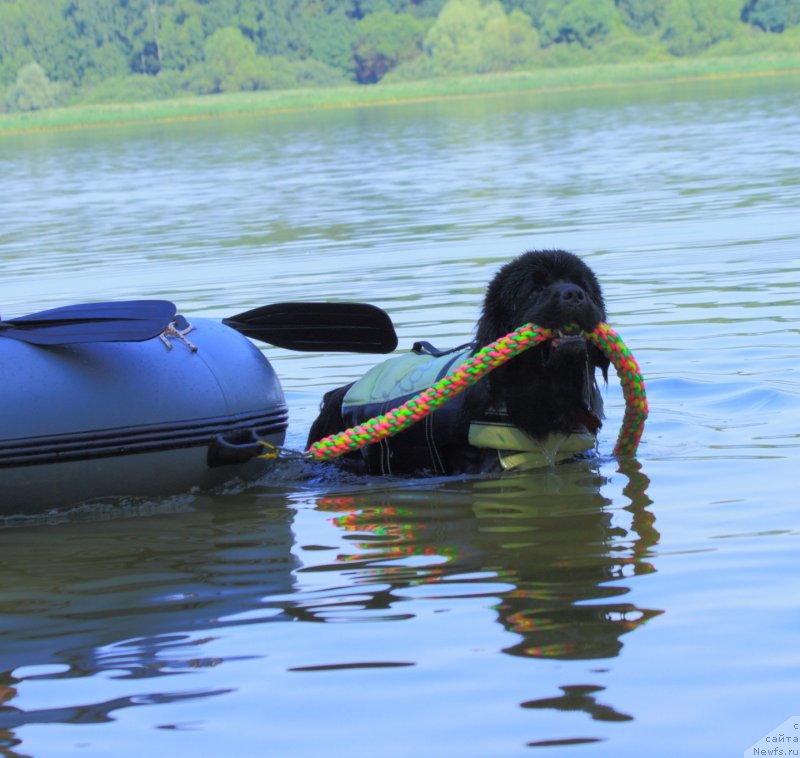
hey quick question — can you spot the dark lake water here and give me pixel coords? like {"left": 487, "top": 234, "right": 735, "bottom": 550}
{"left": 1, "top": 73, "right": 799, "bottom": 757}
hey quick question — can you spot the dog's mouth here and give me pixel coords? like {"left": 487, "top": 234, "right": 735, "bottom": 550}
{"left": 541, "top": 333, "right": 587, "bottom": 366}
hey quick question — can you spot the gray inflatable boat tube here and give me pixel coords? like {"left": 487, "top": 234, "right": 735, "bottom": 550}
{"left": 0, "top": 318, "right": 288, "bottom": 514}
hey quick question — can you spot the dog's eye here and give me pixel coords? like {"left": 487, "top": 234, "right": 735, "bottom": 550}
{"left": 515, "top": 288, "right": 539, "bottom": 308}
{"left": 528, "top": 285, "right": 544, "bottom": 297}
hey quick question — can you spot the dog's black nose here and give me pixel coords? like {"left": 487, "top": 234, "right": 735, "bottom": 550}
{"left": 559, "top": 284, "right": 586, "bottom": 304}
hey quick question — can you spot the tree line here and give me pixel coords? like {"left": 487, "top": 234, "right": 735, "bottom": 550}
{"left": 1, "top": 0, "right": 799, "bottom": 112}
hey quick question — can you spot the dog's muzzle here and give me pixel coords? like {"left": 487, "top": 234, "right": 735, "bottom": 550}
{"left": 540, "top": 332, "right": 587, "bottom": 367}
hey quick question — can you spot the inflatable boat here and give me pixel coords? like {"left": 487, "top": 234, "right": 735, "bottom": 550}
{"left": 0, "top": 299, "right": 396, "bottom": 515}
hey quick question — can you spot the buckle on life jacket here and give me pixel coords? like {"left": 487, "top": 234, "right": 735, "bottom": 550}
{"left": 412, "top": 340, "right": 476, "bottom": 357}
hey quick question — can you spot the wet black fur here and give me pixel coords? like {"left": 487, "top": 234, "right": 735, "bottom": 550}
{"left": 468, "top": 249, "right": 609, "bottom": 439}
{"left": 307, "top": 249, "right": 609, "bottom": 474}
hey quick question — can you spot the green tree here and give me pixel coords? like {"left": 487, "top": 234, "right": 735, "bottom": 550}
{"left": 422, "top": 0, "right": 537, "bottom": 74}
{"left": 352, "top": 10, "right": 428, "bottom": 82}
{"left": 223, "top": 54, "right": 283, "bottom": 91}
{"left": 660, "top": 0, "right": 742, "bottom": 55}
{"left": 409, "top": 0, "right": 448, "bottom": 15}
{"left": 743, "top": 0, "right": 800, "bottom": 32}
{"left": 56, "top": 0, "right": 130, "bottom": 84}
{"left": 303, "top": 2, "right": 357, "bottom": 74}
{"left": 251, "top": 0, "right": 306, "bottom": 58}
{"left": 203, "top": 26, "right": 257, "bottom": 91}
{"left": 5, "top": 61, "right": 56, "bottom": 111}
{"left": 501, "top": 0, "right": 549, "bottom": 27}
{"left": 361, "top": 0, "right": 442, "bottom": 14}
{"left": 21, "top": 0, "right": 84, "bottom": 84}
{"left": 186, "top": 0, "right": 238, "bottom": 36}
{"left": 483, "top": 8, "right": 540, "bottom": 67}
{"left": 121, "top": 0, "right": 164, "bottom": 75}
{"left": 540, "top": 0, "right": 618, "bottom": 48}
{"left": 0, "top": 2, "right": 30, "bottom": 86}
{"left": 615, "top": 0, "right": 668, "bottom": 34}
{"left": 355, "top": 0, "right": 393, "bottom": 14}
{"left": 160, "top": 12, "right": 205, "bottom": 72}
{"left": 87, "top": 44, "right": 130, "bottom": 84}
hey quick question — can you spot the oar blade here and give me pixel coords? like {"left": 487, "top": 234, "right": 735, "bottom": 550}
{"left": 223, "top": 302, "right": 397, "bottom": 353}
{"left": 0, "top": 300, "right": 177, "bottom": 345}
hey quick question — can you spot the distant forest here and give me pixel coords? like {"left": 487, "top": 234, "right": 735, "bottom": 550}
{"left": 2, "top": 0, "right": 799, "bottom": 112}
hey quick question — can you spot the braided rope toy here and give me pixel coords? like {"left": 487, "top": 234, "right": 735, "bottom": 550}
{"left": 304, "top": 321, "right": 647, "bottom": 462}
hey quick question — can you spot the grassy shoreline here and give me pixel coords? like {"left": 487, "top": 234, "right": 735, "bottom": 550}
{"left": 2, "top": 52, "right": 800, "bottom": 136}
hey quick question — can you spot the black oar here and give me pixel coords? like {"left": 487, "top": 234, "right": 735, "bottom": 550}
{"left": 0, "top": 300, "right": 177, "bottom": 346}
{"left": 223, "top": 302, "right": 397, "bottom": 354}
{"left": 0, "top": 300, "right": 397, "bottom": 353}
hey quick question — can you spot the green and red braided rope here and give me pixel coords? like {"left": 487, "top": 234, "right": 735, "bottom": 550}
{"left": 305, "top": 322, "right": 648, "bottom": 462}
{"left": 585, "top": 322, "right": 649, "bottom": 456}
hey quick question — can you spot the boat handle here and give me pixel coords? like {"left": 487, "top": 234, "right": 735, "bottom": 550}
{"left": 207, "top": 428, "right": 272, "bottom": 467}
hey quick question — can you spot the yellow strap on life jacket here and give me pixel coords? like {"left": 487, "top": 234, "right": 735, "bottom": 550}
{"left": 468, "top": 421, "right": 596, "bottom": 471}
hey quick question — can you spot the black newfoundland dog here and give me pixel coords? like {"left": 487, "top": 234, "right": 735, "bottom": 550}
{"left": 307, "top": 249, "right": 609, "bottom": 475}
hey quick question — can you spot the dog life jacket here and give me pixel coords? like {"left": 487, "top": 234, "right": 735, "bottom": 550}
{"left": 341, "top": 342, "right": 597, "bottom": 475}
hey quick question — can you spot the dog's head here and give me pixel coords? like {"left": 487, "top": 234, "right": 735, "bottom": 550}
{"left": 471, "top": 250, "right": 609, "bottom": 439}
{"left": 476, "top": 249, "right": 606, "bottom": 345}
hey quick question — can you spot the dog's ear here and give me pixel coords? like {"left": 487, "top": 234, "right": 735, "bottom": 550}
{"left": 580, "top": 266, "right": 607, "bottom": 322}
{"left": 475, "top": 259, "right": 522, "bottom": 346}
{"left": 590, "top": 344, "right": 610, "bottom": 383}
{"left": 475, "top": 284, "right": 508, "bottom": 347}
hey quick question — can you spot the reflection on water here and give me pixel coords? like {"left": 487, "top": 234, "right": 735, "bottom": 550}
{"left": 0, "top": 497, "right": 297, "bottom": 743}
{"left": 0, "top": 459, "right": 657, "bottom": 751}
{"left": 306, "top": 460, "right": 659, "bottom": 663}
